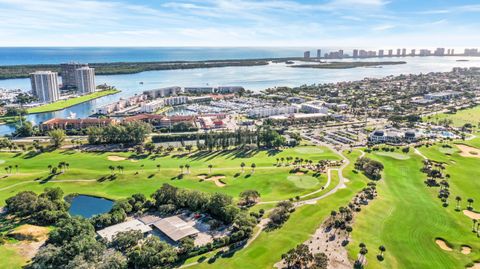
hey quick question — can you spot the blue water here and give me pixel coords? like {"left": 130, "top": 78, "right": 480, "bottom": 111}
{"left": 0, "top": 47, "right": 307, "bottom": 66}
{"left": 68, "top": 195, "right": 114, "bottom": 218}
{"left": 1, "top": 47, "right": 480, "bottom": 136}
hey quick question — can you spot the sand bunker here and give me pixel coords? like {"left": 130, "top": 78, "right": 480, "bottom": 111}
{"left": 435, "top": 239, "right": 453, "bottom": 251}
{"left": 457, "top": 145, "right": 480, "bottom": 158}
{"left": 108, "top": 155, "right": 138, "bottom": 162}
{"left": 461, "top": 246, "right": 472, "bottom": 255}
{"left": 295, "top": 172, "right": 305, "bottom": 175}
{"left": 463, "top": 210, "right": 480, "bottom": 220}
{"left": 108, "top": 155, "right": 127, "bottom": 161}
{"left": 469, "top": 262, "right": 480, "bottom": 269}
{"left": 197, "top": 175, "right": 226, "bottom": 187}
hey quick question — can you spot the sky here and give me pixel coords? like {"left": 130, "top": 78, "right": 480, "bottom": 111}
{"left": 0, "top": 0, "right": 479, "bottom": 47}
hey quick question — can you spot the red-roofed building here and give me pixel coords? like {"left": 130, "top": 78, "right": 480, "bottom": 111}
{"left": 40, "top": 118, "right": 117, "bottom": 131}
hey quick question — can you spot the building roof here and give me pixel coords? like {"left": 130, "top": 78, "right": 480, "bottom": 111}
{"left": 97, "top": 219, "right": 152, "bottom": 241}
{"left": 41, "top": 118, "right": 116, "bottom": 125}
{"left": 152, "top": 216, "right": 199, "bottom": 242}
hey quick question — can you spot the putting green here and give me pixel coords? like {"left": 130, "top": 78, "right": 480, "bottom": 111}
{"left": 286, "top": 175, "right": 319, "bottom": 189}
{"left": 438, "top": 147, "right": 458, "bottom": 154}
{"left": 293, "top": 147, "right": 325, "bottom": 154}
{"left": 374, "top": 151, "right": 410, "bottom": 160}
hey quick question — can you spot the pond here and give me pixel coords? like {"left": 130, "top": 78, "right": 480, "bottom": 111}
{"left": 68, "top": 195, "right": 114, "bottom": 218}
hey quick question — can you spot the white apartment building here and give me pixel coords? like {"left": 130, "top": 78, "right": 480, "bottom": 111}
{"left": 300, "top": 102, "right": 329, "bottom": 114}
{"left": 164, "top": 96, "right": 188, "bottom": 106}
{"left": 140, "top": 100, "right": 164, "bottom": 113}
{"left": 143, "top": 87, "right": 183, "bottom": 98}
{"left": 30, "top": 71, "right": 60, "bottom": 103}
{"left": 247, "top": 106, "right": 298, "bottom": 118}
{"left": 75, "top": 67, "right": 96, "bottom": 94}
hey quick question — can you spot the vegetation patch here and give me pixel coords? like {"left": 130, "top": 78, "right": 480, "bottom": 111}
{"left": 374, "top": 151, "right": 411, "bottom": 160}
{"left": 293, "top": 147, "right": 325, "bottom": 154}
{"left": 26, "top": 89, "right": 119, "bottom": 114}
{"left": 286, "top": 175, "right": 319, "bottom": 189}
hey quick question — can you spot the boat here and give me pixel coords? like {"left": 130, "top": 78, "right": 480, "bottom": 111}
{"left": 139, "top": 82, "right": 144, "bottom": 84}
{"left": 68, "top": 111, "right": 77, "bottom": 119}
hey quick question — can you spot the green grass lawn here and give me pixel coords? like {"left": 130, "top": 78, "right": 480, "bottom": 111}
{"left": 424, "top": 105, "right": 480, "bottom": 127}
{"left": 0, "top": 245, "right": 26, "bottom": 269}
{"left": 190, "top": 150, "right": 370, "bottom": 269}
{"left": 0, "top": 146, "right": 339, "bottom": 205}
{"left": 26, "top": 89, "right": 119, "bottom": 114}
{"left": 346, "top": 147, "right": 480, "bottom": 268}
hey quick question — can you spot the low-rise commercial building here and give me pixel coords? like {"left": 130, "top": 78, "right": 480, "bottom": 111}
{"left": 40, "top": 118, "right": 117, "bottom": 131}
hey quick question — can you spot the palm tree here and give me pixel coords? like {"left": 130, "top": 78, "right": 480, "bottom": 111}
{"left": 8, "top": 165, "right": 12, "bottom": 174}
{"left": 240, "top": 162, "right": 245, "bottom": 173}
{"left": 346, "top": 226, "right": 353, "bottom": 239}
{"left": 330, "top": 210, "right": 337, "bottom": 220}
{"left": 467, "top": 198, "right": 474, "bottom": 209}
{"left": 4, "top": 167, "right": 8, "bottom": 175}
{"left": 251, "top": 163, "right": 256, "bottom": 173}
{"left": 48, "top": 165, "right": 52, "bottom": 173}
{"left": 378, "top": 245, "right": 386, "bottom": 256}
{"left": 179, "top": 165, "right": 184, "bottom": 174}
{"left": 65, "top": 163, "right": 69, "bottom": 171}
{"left": 140, "top": 164, "right": 144, "bottom": 172}
{"left": 156, "top": 164, "right": 161, "bottom": 172}
{"left": 185, "top": 164, "right": 190, "bottom": 174}
{"left": 116, "top": 165, "right": 123, "bottom": 174}
{"left": 208, "top": 164, "right": 213, "bottom": 174}
{"left": 455, "top": 196, "right": 462, "bottom": 210}
{"left": 108, "top": 165, "right": 115, "bottom": 175}
{"left": 14, "top": 165, "right": 18, "bottom": 173}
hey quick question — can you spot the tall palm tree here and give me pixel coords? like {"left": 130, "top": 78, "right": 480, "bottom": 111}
{"left": 378, "top": 245, "right": 386, "bottom": 256}
{"left": 240, "top": 162, "right": 245, "bottom": 173}
{"left": 48, "top": 165, "right": 52, "bottom": 173}
{"left": 108, "top": 165, "right": 115, "bottom": 175}
{"left": 467, "top": 198, "right": 474, "bottom": 209}
{"left": 208, "top": 164, "right": 213, "bottom": 174}
{"left": 156, "top": 164, "right": 161, "bottom": 172}
{"left": 185, "top": 164, "right": 190, "bottom": 174}
{"left": 455, "top": 196, "right": 462, "bottom": 210}
{"left": 140, "top": 164, "right": 144, "bottom": 172}
{"left": 179, "top": 165, "right": 184, "bottom": 174}
{"left": 4, "top": 167, "right": 8, "bottom": 175}
{"left": 251, "top": 163, "right": 256, "bottom": 173}
{"left": 14, "top": 165, "right": 18, "bottom": 174}
{"left": 116, "top": 165, "right": 123, "bottom": 174}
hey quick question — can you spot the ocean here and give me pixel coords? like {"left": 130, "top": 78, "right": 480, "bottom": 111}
{"left": 0, "top": 47, "right": 479, "bottom": 135}
{"left": 0, "top": 47, "right": 308, "bottom": 66}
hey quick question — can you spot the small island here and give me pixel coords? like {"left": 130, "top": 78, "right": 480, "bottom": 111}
{"left": 290, "top": 61, "right": 407, "bottom": 69}
{"left": 27, "top": 89, "right": 120, "bottom": 114}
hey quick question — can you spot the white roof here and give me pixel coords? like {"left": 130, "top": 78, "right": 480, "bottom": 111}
{"left": 152, "top": 216, "right": 199, "bottom": 242}
{"left": 97, "top": 219, "right": 152, "bottom": 241}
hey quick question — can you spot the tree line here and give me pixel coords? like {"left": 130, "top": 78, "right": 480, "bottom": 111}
{"left": 87, "top": 121, "right": 152, "bottom": 145}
